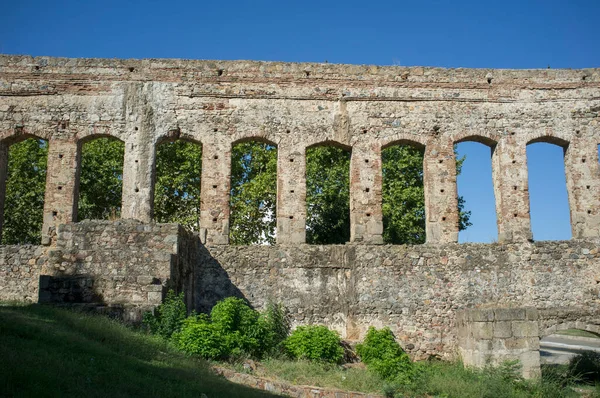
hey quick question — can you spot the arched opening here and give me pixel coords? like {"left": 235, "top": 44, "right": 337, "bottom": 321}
{"left": 454, "top": 140, "right": 497, "bottom": 243}
{"left": 541, "top": 327, "right": 600, "bottom": 365}
{"left": 1, "top": 137, "right": 48, "bottom": 244}
{"left": 381, "top": 142, "right": 426, "bottom": 244}
{"left": 229, "top": 139, "right": 277, "bottom": 245}
{"left": 526, "top": 140, "right": 571, "bottom": 241}
{"left": 153, "top": 139, "right": 202, "bottom": 231}
{"left": 305, "top": 143, "right": 351, "bottom": 244}
{"left": 77, "top": 137, "right": 125, "bottom": 221}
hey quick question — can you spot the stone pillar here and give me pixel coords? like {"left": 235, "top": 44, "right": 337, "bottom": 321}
{"left": 42, "top": 138, "right": 80, "bottom": 244}
{"left": 349, "top": 142, "right": 383, "bottom": 243}
{"left": 456, "top": 307, "right": 541, "bottom": 379}
{"left": 564, "top": 137, "right": 600, "bottom": 238}
{"left": 423, "top": 138, "right": 459, "bottom": 243}
{"left": 276, "top": 145, "right": 306, "bottom": 244}
{"left": 199, "top": 140, "right": 231, "bottom": 245}
{"left": 0, "top": 142, "right": 8, "bottom": 242}
{"left": 121, "top": 137, "right": 155, "bottom": 222}
{"left": 492, "top": 137, "right": 532, "bottom": 242}
{"left": 120, "top": 83, "right": 156, "bottom": 222}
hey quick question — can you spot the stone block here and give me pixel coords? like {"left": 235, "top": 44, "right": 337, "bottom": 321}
{"left": 136, "top": 275, "right": 154, "bottom": 285}
{"left": 472, "top": 322, "right": 493, "bottom": 339}
{"left": 147, "top": 291, "right": 162, "bottom": 304}
{"left": 512, "top": 321, "right": 539, "bottom": 338}
{"left": 493, "top": 321, "right": 513, "bottom": 338}
{"left": 495, "top": 308, "right": 526, "bottom": 321}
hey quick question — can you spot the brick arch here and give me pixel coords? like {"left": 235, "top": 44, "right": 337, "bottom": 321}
{"left": 231, "top": 133, "right": 280, "bottom": 147}
{"left": 526, "top": 134, "right": 570, "bottom": 148}
{"left": 380, "top": 134, "right": 427, "bottom": 150}
{"left": 76, "top": 131, "right": 125, "bottom": 145}
{"left": 306, "top": 139, "right": 352, "bottom": 152}
{"left": 453, "top": 134, "right": 498, "bottom": 148}
{"left": 541, "top": 322, "right": 600, "bottom": 339}
{"left": 155, "top": 132, "right": 202, "bottom": 147}
{"left": 0, "top": 130, "right": 51, "bottom": 145}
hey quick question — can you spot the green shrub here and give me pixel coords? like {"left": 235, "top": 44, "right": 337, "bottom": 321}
{"left": 173, "top": 314, "right": 226, "bottom": 359}
{"left": 211, "top": 297, "right": 259, "bottom": 334}
{"left": 356, "top": 327, "right": 415, "bottom": 383}
{"left": 210, "top": 297, "right": 262, "bottom": 357}
{"left": 568, "top": 350, "right": 600, "bottom": 384}
{"left": 284, "top": 325, "right": 344, "bottom": 363}
{"left": 255, "top": 302, "right": 290, "bottom": 356}
{"left": 142, "top": 290, "right": 186, "bottom": 339}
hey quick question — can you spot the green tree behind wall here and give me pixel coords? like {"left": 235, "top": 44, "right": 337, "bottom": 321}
{"left": 154, "top": 140, "right": 203, "bottom": 231}
{"left": 229, "top": 142, "right": 277, "bottom": 245}
{"left": 77, "top": 137, "right": 125, "bottom": 221}
{"left": 1, "top": 138, "right": 48, "bottom": 244}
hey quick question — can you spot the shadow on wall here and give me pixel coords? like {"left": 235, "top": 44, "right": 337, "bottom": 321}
{"left": 38, "top": 274, "right": 104, "bottom": 304}
{"left": 193, "top": 245, "right": 249, "bottom": 313}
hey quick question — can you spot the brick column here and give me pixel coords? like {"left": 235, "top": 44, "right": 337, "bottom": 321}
{"left": 423, "top": 138, "right": 459, "bottom": 243}
{"left": 199, "top": 140, "right": 231, "bottom": 245}
{"left": 349, "top": 142, "right": 383, "bottom": 243}
{"left": 564, "top": 136, "right": 600, "bottom": 238}
{"left": 0, "top": 142, "right": 8, "bottom": 242}
{"left": 276, "top": 145, "right": 306, "bottom": 244}
{"left": 492, "top": 137, "right": 532, "bottom": 242}
{"left": 121, "top": 136, "right": 155, "bottom": 222}
{"left": 42, "top": 138, "right": 80, "bottom": 243}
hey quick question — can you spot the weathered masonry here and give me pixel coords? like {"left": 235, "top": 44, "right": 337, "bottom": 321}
{"left": 1, "top": 56, "right": 599, "bottom": 377}
{"left": 1, "top": 56, "right": 600, "bottom": 244}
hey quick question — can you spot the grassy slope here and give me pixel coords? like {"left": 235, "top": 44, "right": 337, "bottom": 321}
{"left": 0, "top": 304, "right": 278, "bottom": 398}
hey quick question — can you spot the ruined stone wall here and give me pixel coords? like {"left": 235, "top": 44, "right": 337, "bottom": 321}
{"left": 0, "top": 245, "right": 46, "bottom": 302}
{"left": 0, "top": 55, "right": 599, "bottom": 245}
{"left": 0, "top": 219, "right": 598, "bottom": 360}
{"left": 41, "top": 220, "right": 182, "bottom": 318}
{"left": 198, "top": 240, "right": 600, "bottom": 360}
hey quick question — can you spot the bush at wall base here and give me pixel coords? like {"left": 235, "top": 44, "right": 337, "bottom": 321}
{"left": 284, "top": 325, "right": 345, "bottom": 363}
{"left": 356, "top": 326, "right": 416, "bottom": 384}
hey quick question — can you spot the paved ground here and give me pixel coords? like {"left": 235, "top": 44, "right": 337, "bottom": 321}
{"left": 540, "top": 335, "right": 600, "bottom": 365}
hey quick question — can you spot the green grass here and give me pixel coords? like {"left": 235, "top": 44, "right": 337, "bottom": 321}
{"left": 0, "top": 304, "right": 278, "bottom": 398}
{"left": 232, "top": 357, "right": 596, "bottom": 398}
{"left": 259, "top": 358, "right": 384, "bottom": 393}
{"left": 556, "top": 329, "right": 600, "bottom": 339}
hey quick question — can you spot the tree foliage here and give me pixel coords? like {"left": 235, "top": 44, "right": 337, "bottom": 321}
{"left": 2, "top": 138, "right": 48, "bottom": 244}
{"left": 1, "top": 136, "right": 471, "bottom": 246}
{"left": 229, "top": 141, "right": 277, "bottom": 245}
{"left": 382, "top": 145, "right": 471, "bottom": 244}
{"left": 154, "top": 140, "right": 202, "bottom": 231}
{"left": 77, "top": 137, "right": 124, "bottom": 221}
{"left": 306, "top": 146, "right": 351, "bottom": 244}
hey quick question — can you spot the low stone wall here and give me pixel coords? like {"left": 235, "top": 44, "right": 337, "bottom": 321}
{"left": 1, "top": 221, "right": 599, "bottom": 362}
{"left": 0, "top": 245, "right": 46, "bottom": 302}
{"left": 199, "top": 241, "right": 600, "bottom": 360}
{"left": 456, "top": 308, "right": 541, "bottom": 379}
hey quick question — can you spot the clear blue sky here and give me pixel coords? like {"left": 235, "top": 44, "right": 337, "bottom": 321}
{"left": 2, "top": 0, "right": 599, "bottom": 242}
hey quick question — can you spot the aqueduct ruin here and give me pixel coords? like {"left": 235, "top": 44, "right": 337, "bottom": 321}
{"left": 0, "top": 55, "right": 599, "bottom": 376}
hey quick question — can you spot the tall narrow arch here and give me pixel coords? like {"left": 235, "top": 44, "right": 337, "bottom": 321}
{"left": 229, "top": 139, "right": 278, "bottom": 245}
{"left": 77, "top": 136, "right": 125, "bottom": 221}
{"left": 381, "top": 140, "right": 426, "bottom": 244}
{"left": 153, "top": 138, "right": 202, "bottom": 231}
{"left": 526, "top": 137, "right": 571, "bottom": 241}
{"left": 305, "top": 141, "right": 351, "bottom": 244}
{"left": 0, "top": 136, "right": 49, "bottom": 244}
{"left": 454, "top": 137, "right": 497, "bottom": 243}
